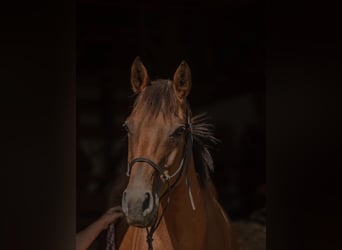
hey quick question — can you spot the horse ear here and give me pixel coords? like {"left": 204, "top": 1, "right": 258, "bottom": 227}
{"left": 131, "top": 56, "right": 149, "bottom": 93}
{"left": 173, "top": 60, "right": 192, "bottom": 100}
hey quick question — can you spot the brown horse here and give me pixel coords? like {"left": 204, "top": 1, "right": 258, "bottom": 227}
{"left": 117, "top": 57, "right": 239, "bottom": 250}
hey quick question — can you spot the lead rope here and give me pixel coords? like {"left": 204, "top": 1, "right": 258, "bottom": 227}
{"left": 146, "top": 180, "right": 171, "bottom": 250}
{"left": 106, "top": 223, "right": 116, "bottom": 250}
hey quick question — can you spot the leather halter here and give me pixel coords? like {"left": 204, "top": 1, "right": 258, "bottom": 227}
{"left": 125, "top": 103, "right": 194, "bottom": 197}
{"left": 125, "top": 126, "right": 192, "bottom": 184}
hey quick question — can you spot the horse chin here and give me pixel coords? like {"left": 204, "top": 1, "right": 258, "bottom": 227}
{"left": 126, "top": 208, "right": 158, "bottom": 228}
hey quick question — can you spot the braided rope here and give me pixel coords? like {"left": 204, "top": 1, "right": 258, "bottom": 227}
{"left": 106, "top": 223, "right": 116, "bottom": 250}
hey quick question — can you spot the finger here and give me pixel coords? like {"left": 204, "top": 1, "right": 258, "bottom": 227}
{"left": 106, "top": 209, "right": 124, "bottom": 219}
{"left": 107, "top": 212, "right": 124, "bottom": 224}
{"left": 108, "top": 206, "right": 123, "bottom": 213}
{"left": 114, "top": 213, "right": 124, "bottom": 219}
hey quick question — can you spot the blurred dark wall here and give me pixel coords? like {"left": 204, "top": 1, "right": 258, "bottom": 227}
{"left": 77, "top": 0, "right": 265, "bottom": 236}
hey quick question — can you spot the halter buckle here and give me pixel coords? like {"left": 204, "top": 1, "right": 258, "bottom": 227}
{"left": 161, "top": 170, "right": 170, "bottom": 182}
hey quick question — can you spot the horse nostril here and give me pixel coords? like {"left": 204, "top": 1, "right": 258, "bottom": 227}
{"left": 122, "top": 190, "right": 129, "bottom": 215}
{"left": 142, "top": 192, "right": 151, "bottom": 213}
{"left": 122, "top": 191, "right": 127, "bottom": 202}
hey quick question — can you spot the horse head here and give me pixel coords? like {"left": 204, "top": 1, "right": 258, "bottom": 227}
{"left": 121, "top": 57, "right": 192, "bottom": 227}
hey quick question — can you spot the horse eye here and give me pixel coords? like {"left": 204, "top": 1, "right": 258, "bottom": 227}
{"left": 171, "top": 126, "right": 185, "bottom": 138}
{"left": 122, "top": 122, "right": 129, "bottom": 133}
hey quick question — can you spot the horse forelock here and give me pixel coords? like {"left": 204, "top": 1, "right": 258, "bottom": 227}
{"left": 132, "top": 79, "right": 178, "bottom": 119}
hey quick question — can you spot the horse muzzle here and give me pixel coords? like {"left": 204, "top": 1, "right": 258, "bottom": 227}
{"left": 122, "top": 188, "right": 159, "bottom": 227}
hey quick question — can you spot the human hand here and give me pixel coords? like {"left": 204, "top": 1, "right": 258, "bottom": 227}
{"left": 100, "top": 206, "right": 124, "bottom": 230}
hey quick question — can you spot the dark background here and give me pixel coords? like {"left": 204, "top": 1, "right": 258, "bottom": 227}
{"left": 76, "top": 0, "right": 265, "bottom": 243}
{"left": 2, "top": 0, "right": 342, "bottom": 250}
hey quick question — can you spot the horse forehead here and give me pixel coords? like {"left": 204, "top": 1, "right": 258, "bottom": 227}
{"left": 131, "top": 117, "right": 175, "bottom": 146}
{"left": 133, "top": 112, "right": 177, "bottom": 128}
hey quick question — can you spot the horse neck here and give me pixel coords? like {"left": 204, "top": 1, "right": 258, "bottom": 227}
{"left": 159, "top": 155, "right": 208, "bottom": 248}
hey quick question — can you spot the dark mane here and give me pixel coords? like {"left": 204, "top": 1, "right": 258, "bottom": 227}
{"left": 133, "top": 80, "right": 219, "bottom": 183}
{"left": 191, "top": 113, "right": 220, "bottom": 184}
